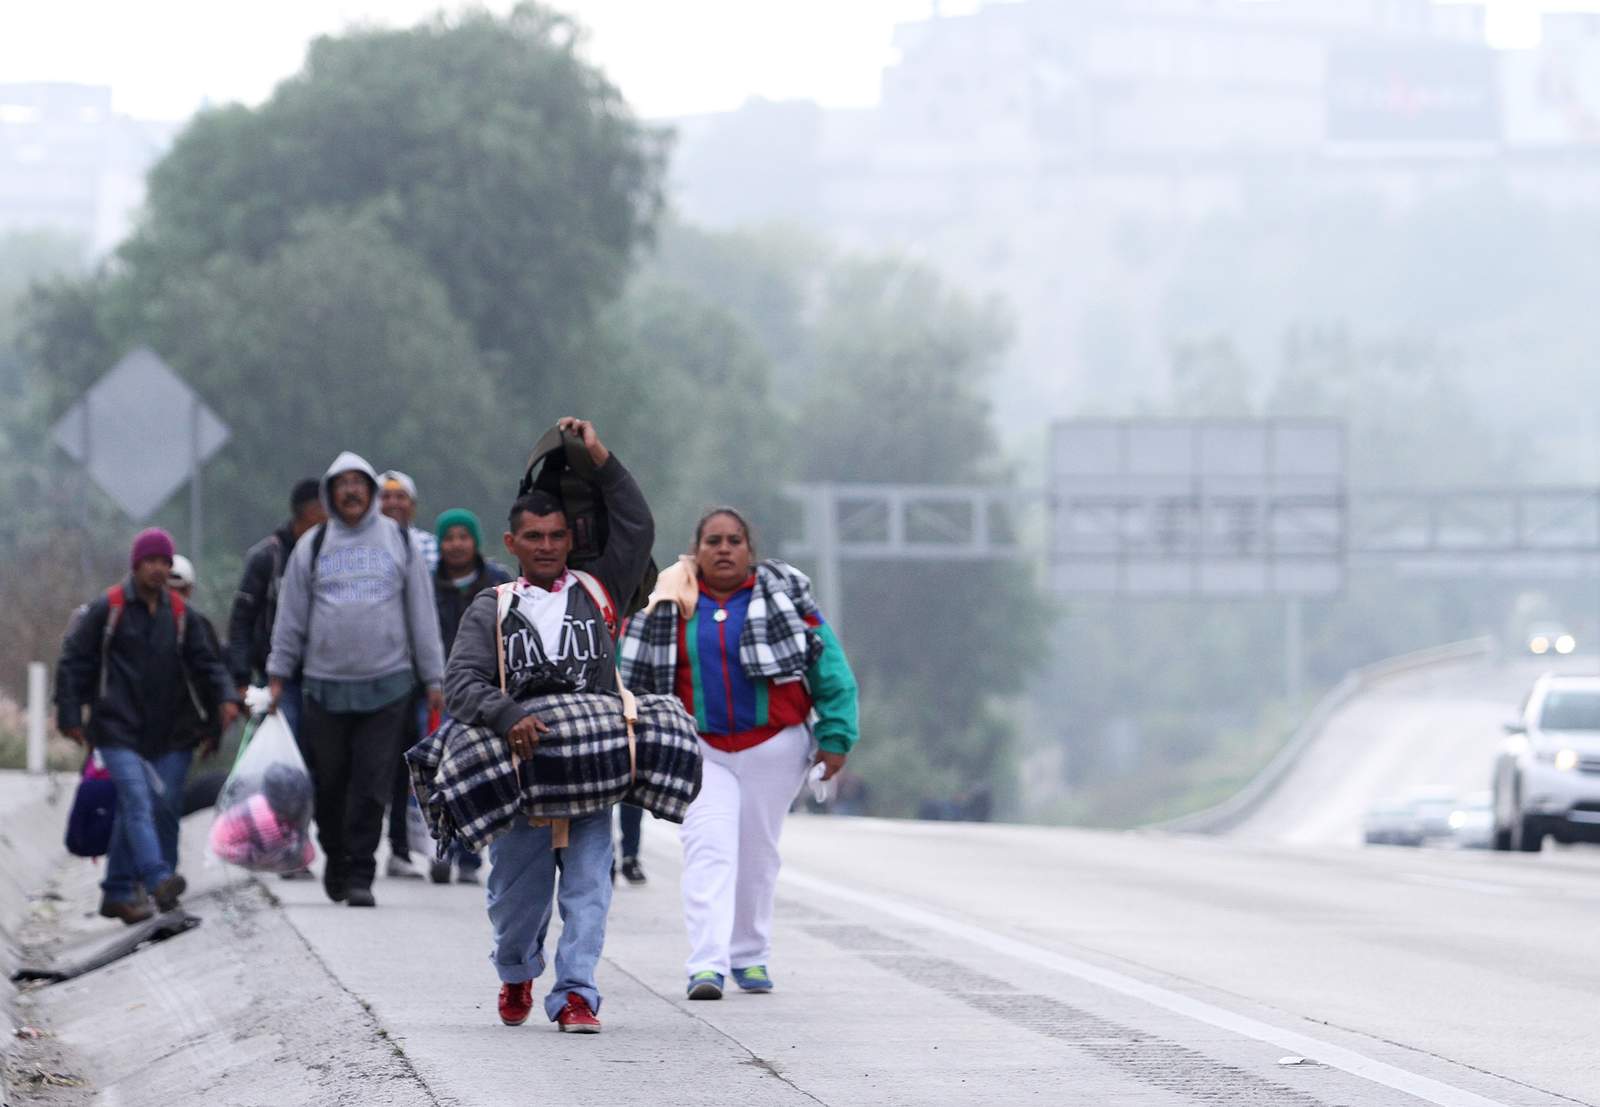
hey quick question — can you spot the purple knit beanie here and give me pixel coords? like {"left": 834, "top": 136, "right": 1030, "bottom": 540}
{"left": 129, "top": 527, "right": 176, "bottom": 569}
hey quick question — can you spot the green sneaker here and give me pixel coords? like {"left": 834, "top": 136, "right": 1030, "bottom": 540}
{"left": 732, "top": 965, "right": 773, "bottom": 993}
{"left": 686, "top": 971, "right": 724, "bottom": 1000}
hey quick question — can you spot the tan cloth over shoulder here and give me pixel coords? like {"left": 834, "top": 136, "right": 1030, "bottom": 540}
{"left": 643, "top": 555, "right": 699, "bottom": 620}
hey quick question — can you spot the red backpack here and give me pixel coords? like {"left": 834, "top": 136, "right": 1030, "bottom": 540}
{"left": 99, "top": 585, "right": 190, "bottom": 699}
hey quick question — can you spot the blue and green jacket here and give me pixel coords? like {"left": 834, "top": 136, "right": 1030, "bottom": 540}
{"left": 674, "top": 577, "right": 858, "bottom": 754}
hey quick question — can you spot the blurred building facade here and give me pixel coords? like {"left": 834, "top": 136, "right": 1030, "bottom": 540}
{"left": 668, "top": 1, "right": 1600, "bottom": 422}
{"left": 0, "top": 83, "right": 178, "bottom": 258}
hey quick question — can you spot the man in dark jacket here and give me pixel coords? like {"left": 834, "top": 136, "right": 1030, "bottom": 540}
{"left": 444, "top": 417, "right": 653, "bottom": 1034}
{"left": 425, "top": 507, "right": 511, "bottom": 884}
{"left": 57, "top": 529, "right": 240, "bottom": 922}
{"left": 226, "top": 478, "right": 325, "bottom": 734}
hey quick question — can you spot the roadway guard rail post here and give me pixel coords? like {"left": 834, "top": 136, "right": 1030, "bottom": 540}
{"left": 1152, "top": 636, "right": 1495, "bottom": 835}
{"left": 27, "top": 661, "right": 48, "bottom": 775}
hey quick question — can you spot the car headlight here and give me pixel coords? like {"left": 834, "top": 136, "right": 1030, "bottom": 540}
{"left": 1530, "top": 636, "right": 1550, "bottom": 654}
{"left": 1448, "top": 811, "right": 1467, "bottom": 830}
{"left": 1556, "top": 634, "right": 1576, "bottom": 655}
{"left": 1542, "top": 748, "right": 1582, "bottom": 771}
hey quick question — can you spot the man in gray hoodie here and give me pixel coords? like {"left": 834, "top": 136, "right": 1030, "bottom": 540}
{"left": 267, "top": 451, "right": 445, "bottom": 907}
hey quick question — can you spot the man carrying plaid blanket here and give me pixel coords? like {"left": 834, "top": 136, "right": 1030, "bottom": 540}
{"left": 442, "top": 417, "right": 653, "bottom": 1034}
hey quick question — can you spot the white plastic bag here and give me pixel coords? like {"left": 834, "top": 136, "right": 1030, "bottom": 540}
{"left": 207, "top": 713, "right": 317, "bottom": 873}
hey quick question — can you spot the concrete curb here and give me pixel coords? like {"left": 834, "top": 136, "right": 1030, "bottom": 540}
{"left": 0, "top": 772, "right": 69, "bottom": 1106}
{"left": 1149, "top": 637, "right": 1495, "bottom": 835}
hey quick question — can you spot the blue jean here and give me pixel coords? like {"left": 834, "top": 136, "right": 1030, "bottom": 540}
{"left": 277, "top": 680, "right": 304, "bottom": 743}
{"left": 486, "top": 809, "right": 614, "bottom": 1020}
{"left": 101, "top": 747, "right": 193, "bottom": 904}
{"left": 618, "top": 803, "right": 643, "bottom": 859}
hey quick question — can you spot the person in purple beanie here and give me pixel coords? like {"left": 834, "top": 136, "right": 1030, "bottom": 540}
{"left": 56, "top": 528, "right": 241, "bottom": 922}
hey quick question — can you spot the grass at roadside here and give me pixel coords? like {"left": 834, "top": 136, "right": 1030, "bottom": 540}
{"left": 1038, "top": 699, "right": 1311, "bottom": 829}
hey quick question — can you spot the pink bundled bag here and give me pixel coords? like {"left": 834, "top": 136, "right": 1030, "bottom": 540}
{"left": 207, "top": 713, "right": 316, "bottom": 873}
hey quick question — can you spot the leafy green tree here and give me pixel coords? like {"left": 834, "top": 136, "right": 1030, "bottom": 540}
{"left": 795, "top": 258, "right": 1050, "bottom": 817}
{"left": 20, "top": 3, "right": 669, "bottom": 600}
{"left": 26, "top": 212, "right": 508, "bottom": 564}
{"left": 123, "top": 3, "right": 665, "bottom": 376}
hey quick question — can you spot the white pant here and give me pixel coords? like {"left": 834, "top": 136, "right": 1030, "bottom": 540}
{"left": 679, "top": 723, "right": 812, "bottom": 976}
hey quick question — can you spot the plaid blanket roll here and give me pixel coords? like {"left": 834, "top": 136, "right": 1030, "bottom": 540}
{"left": 407, "top": 691, "right": 701, "bottom": 854}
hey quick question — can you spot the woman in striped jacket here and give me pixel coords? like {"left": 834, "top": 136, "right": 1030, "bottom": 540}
{"left": 619, "top": 507, "right": 859, "bottom": 1000}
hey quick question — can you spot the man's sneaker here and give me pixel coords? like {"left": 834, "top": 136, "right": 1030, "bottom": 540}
{"left": 732, "top": 966, "right": 774, "bottom": 993}
{"left": 556, "top": 992, "right": 601, "bottom": 1033}
{"left": 686, "top": 971, "right": 724, "bottom": 1000}
{"left": 323, "top": 871, "right": 350, "bottom": 903}
{"left": 429, "top": 860, "right": 452, "bottom": 884}
{"left": 386, "top": 856, "right": 424, "bottom": 880}
{"left": 457, "top": 867, "right": 481, "bottom": 886}
{"left": 498, "top": 981, "right": 534, "bottom": 1026}
{"left": 279, "top": 866, "right": 315, "bottom": 881}
{"left": 346, "top": 887, "right": 377, "bottom": 908}
{"left": 152, "top": 874, "right": 186, "bottom": 913}
{"left": 98, "top": 897, "right": 154, "bottom": 925}
{"left": 619, "top": 857, "right": 647, "bottom": 885}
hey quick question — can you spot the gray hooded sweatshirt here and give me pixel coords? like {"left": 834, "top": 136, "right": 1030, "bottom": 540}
{"left": 266, "top": 451, "right": 445, "bottom": 691}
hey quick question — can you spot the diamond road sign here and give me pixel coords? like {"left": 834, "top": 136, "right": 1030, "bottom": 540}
{"left": 51, "top": 348, "right": 231, "bottom": 521}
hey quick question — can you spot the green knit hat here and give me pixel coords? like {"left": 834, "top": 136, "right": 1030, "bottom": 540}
{"left": 435, "top": 507, "right": 483, "bottom": 551}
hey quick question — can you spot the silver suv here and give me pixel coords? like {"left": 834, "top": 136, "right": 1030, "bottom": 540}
{"left": 1493, "top": 674, "right": 1600, "bottom": 851}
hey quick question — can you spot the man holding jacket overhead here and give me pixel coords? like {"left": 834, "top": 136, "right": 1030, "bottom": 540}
{"left": 444, "top": 417, "right": 653, "bottom": 1034}
{"left": 267, "top": 451, "right": 445, "bottom": 909}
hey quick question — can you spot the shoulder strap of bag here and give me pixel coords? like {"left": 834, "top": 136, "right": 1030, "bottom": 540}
{"left": 169, "top": 589, "right": 187, "bottom": 649}
{"left": 493, "top": 582, "right": 516, "bottom": 693}
{"left": 569, "top": 570, "right": 617, "bottom": 640}
{"left": 99, "top": 586, "right": 123, "bottom": 700}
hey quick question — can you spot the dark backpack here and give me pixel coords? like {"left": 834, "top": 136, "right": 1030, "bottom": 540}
{"left": 518, "top": 426, "right": 657, "bottom": 619}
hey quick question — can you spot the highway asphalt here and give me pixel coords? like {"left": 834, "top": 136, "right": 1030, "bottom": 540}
{"left": 11, "top": 654, "right": 1600, "bottom": 1105}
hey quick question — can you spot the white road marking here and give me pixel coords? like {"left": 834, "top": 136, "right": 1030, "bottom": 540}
{"left": 783, "top": 866, "right": 1515, "bottom": 1107}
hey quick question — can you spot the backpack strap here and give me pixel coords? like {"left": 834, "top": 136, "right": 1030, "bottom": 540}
{"left": 569, "top": 570, "right": 617, "bottom": 641}
{"left": 169, "top": 589, "right": 187, "bottom": 650}
{"left": 492, "top": 582, "right": 517, "bottom": 693}
{"left": 99, "top": 586, "right": 124, "bottom": 700}
{"left": 98, "top": 584, "right": 188, "bottom": 699}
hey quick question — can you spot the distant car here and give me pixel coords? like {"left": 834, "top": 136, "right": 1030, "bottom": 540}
{"left": 1448, "top": 791, "right": 1494, "bottom": 850}
{"left": 1405, "top": 787, "right": 1459, "bottom": 841}
{"left": 1363, "top": 798, "right": 1425, "bottom": 846}
{"left": 1492, "top": 674, "right": 1600, "bottom": 851}
{"left": 1525, "top": 622, "right": 1577, "bottom": 657}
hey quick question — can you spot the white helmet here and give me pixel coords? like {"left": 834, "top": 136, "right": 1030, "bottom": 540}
{"left": 169, "top": 554, "right": 197, "bottom": 591}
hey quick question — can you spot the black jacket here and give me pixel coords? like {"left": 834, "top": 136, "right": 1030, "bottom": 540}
{"left": 57, "top": 578, "right": 238, "bottom": 758}
{"left": 172, "top": 608, "right": 225, "bottom": 750}
{"left": 435, "top": 556, "right": 513, "bottom": 660}
{"left": 226, "top": 523, "right": 296, "bottom": 686}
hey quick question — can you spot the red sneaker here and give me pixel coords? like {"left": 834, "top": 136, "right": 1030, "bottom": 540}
{"left": 556, "top": 992, "right": 601, "bottom": 1034}
{"left": 498, "top": 981, "right": 534, "bottom": 1027}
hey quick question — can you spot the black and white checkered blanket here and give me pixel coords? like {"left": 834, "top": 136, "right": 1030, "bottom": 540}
{"left": 619, "top": 559, "right": 825, "bottom": 695}
{"left": 406, "top": 691, "right": 702, "bottom": 854}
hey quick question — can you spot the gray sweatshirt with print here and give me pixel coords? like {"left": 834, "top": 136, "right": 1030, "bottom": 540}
{"left": 266, "top": 450, "right": 446, "bottom": 688}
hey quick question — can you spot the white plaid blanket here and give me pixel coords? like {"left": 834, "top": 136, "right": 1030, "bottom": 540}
{"left": 407, "top": 691, "right": 702, "bottom": 854}
{"left": 619, "top": 559, "right": 825, "bottom": 696}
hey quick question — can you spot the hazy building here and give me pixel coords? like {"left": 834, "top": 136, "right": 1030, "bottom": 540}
{"left": 668, "top": 1, "right": 1600, "bottom": 424}
{"left": 0, "top": 83, "right": 178, "bottom": 257}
